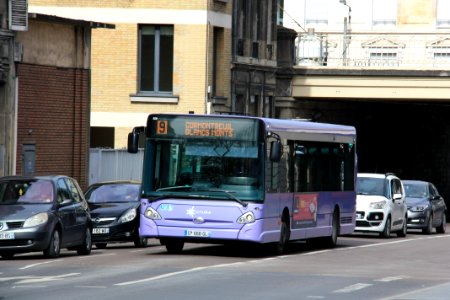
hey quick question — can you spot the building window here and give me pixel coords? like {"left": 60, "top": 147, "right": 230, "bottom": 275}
{"left": 139, "top": 25, "right": 173, "bottom": 94}
{"left": 372, "top": 0, "right": 397, "bottom": 27}
{"left": 437, "top": 0, "right": 450, "bottom": 28}
{"left": 90, "top": 127, "right": 114, "bottom": 148}
{"left": 305, "top": 0, "right": 329, "bottom": 26}
{"left": 433, "top": 52, "right": 450, "bottom": 67}
{"left": 369, "top": 52, "right": 398, "bottom": 66}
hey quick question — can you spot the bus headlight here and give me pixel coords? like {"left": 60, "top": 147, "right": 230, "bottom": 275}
{"left": 237, "top": 211, "right": 255, "bottom": 224}
{"left": 119, "top": 208, "right": 137, "bottom": 223}
{"left": 144, "top": 207, "right": 161, "bottom": 220}
{"left": 23, "top": 212, "right": 48, "bottom": 228}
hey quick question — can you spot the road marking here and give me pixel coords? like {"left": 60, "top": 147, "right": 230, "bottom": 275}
{"left": 379, "top": 281, "right": 450, "bottom": 300}
{"left": 20, "top": 260, "right": 61, "bottom": 270}
{"left": 74, "top": 285, "right": 107, "bottom": 289}
{"left": 115, "top": 267, "right": 210, "bottom": 286}
{"left": 115, "top": 261, "right": 247, "bottom": 286}
{"left": 333, "top": 283, "right": 372, "bottom": 293}
{"left": 113, "top": 234, "right": 450, "bottom": 286}
{"left": 375, "top": 276, "right": 406, "bottom": 282}
{"left": 15, "top": 273, "right": 80, "bottom": 284}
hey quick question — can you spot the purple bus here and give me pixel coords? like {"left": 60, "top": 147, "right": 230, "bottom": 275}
{"left": 127, "top": 114, "right": 357, "bottom": 254}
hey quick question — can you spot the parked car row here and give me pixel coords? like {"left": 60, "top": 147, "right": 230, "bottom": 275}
{"left": 0, "top": 173, "right": 447, "bottom": 259}
{"left": 355, "top": 173, "right": 447, "bottom": 238}
{"left": 0, "top": 176, "right": 144, "bottom": 259}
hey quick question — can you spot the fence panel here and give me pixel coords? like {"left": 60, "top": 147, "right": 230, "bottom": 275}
{"left": 89, "top": 148, "right": 144, "bottom": 185}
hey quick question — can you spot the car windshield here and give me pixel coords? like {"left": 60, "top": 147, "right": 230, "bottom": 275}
{"left": 404, "top": 183, "right": 428, "bottom": 198}
{"left": 356, "top": 177, "right": 385, "bottom": 197}
{"left": 0, "top": 179, "right": 53, "bottom": 204}
{"left": 86, "top": 183, "right": 140, "bottom": 203}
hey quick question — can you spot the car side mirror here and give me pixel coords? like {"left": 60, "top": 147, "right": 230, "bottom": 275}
{"left": 393, "top": 193, "right": 402, "bottom": 201}
{"left": 270, "top": 141, "right": 282, "bottom": 162}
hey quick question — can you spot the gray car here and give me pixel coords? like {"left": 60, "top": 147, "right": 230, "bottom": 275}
{"left": 0, "top": 175, "right": 92, "bottom": 259}
{"left": 403, "top": 180, "right": 447, "bottom": 234}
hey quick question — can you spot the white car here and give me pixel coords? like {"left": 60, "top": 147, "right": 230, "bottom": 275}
{"left": 355, "top": 173, "right": 408, "bottom": 238}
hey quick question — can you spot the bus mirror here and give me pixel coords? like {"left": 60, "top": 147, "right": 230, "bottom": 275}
{"left": 270, "top": 141, "right": 282, "bottom": 162}
{"left": 127, "top": 132, "right": 139, "bottom": 154}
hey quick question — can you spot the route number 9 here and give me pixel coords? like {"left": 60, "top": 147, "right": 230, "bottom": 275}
{"left": 156, "top": 120, "right": 168, "bottom": 135}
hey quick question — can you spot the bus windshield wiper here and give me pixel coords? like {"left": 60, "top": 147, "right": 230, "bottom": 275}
{"left": 155, "top": 185, "right": 192, "bottom": 192}
{"left": 193, "top": 188, "right": 247, "bottom": 207}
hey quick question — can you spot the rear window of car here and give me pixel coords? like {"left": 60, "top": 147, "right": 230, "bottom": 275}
{"left": 86, "top": 184, "right": 140, "bottom": 203}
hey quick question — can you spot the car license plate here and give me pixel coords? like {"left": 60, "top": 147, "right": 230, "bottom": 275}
{"left": 93, "top": 228, "right": 109, "bottom": 234}
{"left": 184, "top": 229, "right": 210, "bottom": 238}
{"left": 0, "top": 232, "right": 15, "bottom": 240}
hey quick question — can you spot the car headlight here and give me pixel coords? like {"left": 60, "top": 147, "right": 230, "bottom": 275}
{"left": 144, "top": 207, "right": 161, "bottom": 220}
{"left": 237, "top": 211, "right": 255, "bottom": 224}
{"left": 23, "top": 212, "right": 49, "bottom": 227}
{"left": 410, "top": 205, "right": 428, "bottom": 212}
{"left": 369, "top": 201, "right": 386, "bottom": 209}
{"left": 119, "top": 208, "right": 137, "bottom": 223}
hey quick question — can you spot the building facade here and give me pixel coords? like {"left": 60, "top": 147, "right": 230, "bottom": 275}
{"left": 30, "top": 0, "right": 233, "bottom": 149}
{"left": 282, "top": 0, "right": 450, "bottom": 210}
{"left": 0, "top": 0, "right": 26, "bottom": 177}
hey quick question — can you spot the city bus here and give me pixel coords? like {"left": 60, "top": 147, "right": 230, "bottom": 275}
{"left": 127, "top": 113, "right": 357, "bottom": 254}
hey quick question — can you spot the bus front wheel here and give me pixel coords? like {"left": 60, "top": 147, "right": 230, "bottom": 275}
{"left": 162, "top": 239, "right": 184, "bottom": 254}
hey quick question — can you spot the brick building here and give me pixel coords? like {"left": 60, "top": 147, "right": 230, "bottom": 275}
{"left": 30, "top": 0, "right": 233, "bottom": 149}
{"left": 13, "top": 14, "right": 112, "bottom": 189}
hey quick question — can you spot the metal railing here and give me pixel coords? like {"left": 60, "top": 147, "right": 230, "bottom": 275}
{"left": 295, "top": 32, "right": 450, "bottom": 69}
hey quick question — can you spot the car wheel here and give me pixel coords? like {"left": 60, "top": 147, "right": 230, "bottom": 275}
{"left": 423, "top": 214, "right": 433, "bottom": 234}
{"left": 163, "top": 239, "right": 184, "bottom": 254}
{"left": 95, "top": 243, "right": 108, "bottom": 249}
{"left": 380, "top": 216, "right": 391, "bottom": 238}
{"left": 77, "top": 227, "right": 92, "bottom": 255}
{"left": 0, "top": 252, "right": 15, "bottom": 259}
{"left": 397, "top": 216, "right": 407, "bottom": 237}
{"left": 134, "top": 237, "right": 148, "bottom": 248}
{"left": 44, "top": 229, "right": 61, "bottom": 258}
{"left": 436, "top": 213, "right": 446, "bottom": 234}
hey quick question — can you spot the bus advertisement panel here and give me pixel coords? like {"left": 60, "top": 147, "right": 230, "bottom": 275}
{"left": 128, "top": 114, "right": 357, "bottom": 254}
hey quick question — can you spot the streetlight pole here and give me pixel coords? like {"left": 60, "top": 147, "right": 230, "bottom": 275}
{"left": 340, "top": 0, "right": 351, "bottom": 66}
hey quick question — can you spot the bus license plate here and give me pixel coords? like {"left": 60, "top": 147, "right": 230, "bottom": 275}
{"left": 0, "top": 232, "right": 15, "bottom": 240}
{"left": 184, "top": 230, "right": 210, "bottom": 238}
{"left": 93, "top": 228, "right": 109, "bottom": 234}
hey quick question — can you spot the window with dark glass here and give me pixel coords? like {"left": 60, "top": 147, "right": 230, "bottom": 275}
{"left": 139, "top": 25, "right": 174, "bottom": 94}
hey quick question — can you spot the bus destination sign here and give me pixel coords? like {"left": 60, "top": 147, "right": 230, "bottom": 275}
{"left": 150, "top": 116, "right": 258, "bottom": 141}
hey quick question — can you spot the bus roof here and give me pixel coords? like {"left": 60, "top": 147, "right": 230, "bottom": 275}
{"left": 146, "top": 113, "right": 356, "bottom": 144}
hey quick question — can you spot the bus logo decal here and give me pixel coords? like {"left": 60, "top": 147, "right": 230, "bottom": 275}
{"left": 187, "top": 206, "right": 211, "bottom": 218}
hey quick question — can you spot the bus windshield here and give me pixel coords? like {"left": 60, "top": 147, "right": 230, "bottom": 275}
{"left": 144, "top": 115, "right": 263, "bottom": 202}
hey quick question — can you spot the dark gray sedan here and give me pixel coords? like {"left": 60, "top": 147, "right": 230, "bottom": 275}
{"left": 403, "top": 180, "right": 447, "bottom": 234}
{"left": 0, "top": 175, "right": 92, "bottom": 259}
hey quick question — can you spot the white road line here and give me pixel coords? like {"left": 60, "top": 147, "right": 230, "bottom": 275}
{"left": 333, "top": 283, "right": 372, "bottom": 293}
{"left": 115, "top": 267, "right": 209, "bottom": 286}
{"left": 20, "top": 260, "right": 61, "bottom": 270}
{"left": 16, "top": 273, "right": 80, "bottom": 284}
{"left": 115, "top": 234, "right": 450, "bottom": 287}
{"left": 375, "top": 276, "right": 407, "bottom": 282}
